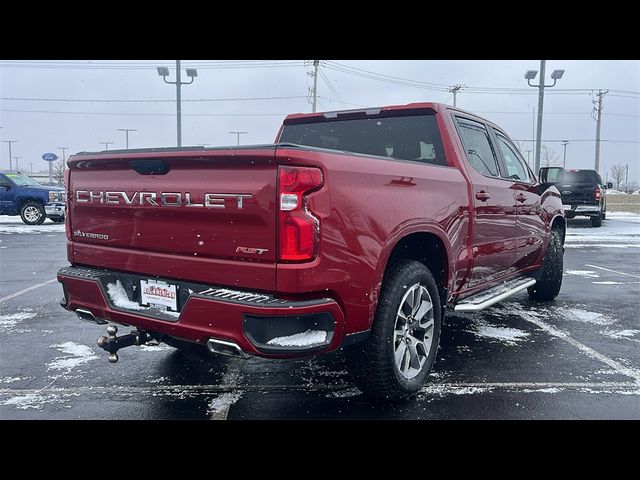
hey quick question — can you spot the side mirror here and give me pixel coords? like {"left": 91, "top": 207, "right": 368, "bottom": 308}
{"left": 607, "top": 182, "right": 613, "bottom": 189}
{"left": 538, "top": 166, "right": 564, "bottom": 184}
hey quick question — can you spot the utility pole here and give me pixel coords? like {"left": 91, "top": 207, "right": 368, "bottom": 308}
{"left": 593, "top": 89, "right": 608, "bottom": 174}
{"left": 117, "top": 129, "right": 137, "bottom": 149}
{"left": 100, "top": 141, "right": 114, "bottom": 150}
{"left": 229, "top": 131, "right": 248, "bottom": 146}
{"left": 526, "top": 149, "right": 533, "bottom": 167}
{"left": 3, "top": 140, "right": 17, "bottom": 171}
{"left": 625, "top": 163, "right": 629, "bottom": 192}
{"left": 157, "top": 62, "right": 198, "bottom": 147}
{"left": 14, "top": 156, "right": 20, "bottom": 172}
{"left": 58, "top": 147, "right": 68, "bottom": 171}
{"left": 562, "top": 141, "right": 569, "bottom": 168}
{"left": 309, "top": 60, "right": 320, "bottom": 113}
{"left": 29, "top": 162, "right": 34, "bottom": 174}
{"left": 525, "top": 61, "right": 565, "bottom": 173}
{"left": 449, "top": 84, "right": 463, "bottom": 107}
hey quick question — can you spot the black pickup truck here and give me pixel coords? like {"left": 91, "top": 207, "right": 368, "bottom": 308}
{"left": 539, "top": 167, "right": 612, "bottom": 227}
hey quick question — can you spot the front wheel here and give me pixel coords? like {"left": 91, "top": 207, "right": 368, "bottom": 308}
{"left": 528, "top": 229, "right": 563, "bottom": 301}
{"left": 20, "top": 201, "right": 46, "bottom": 225}
{"left": 346, "top": 259, "right": 442, "bottom": 401}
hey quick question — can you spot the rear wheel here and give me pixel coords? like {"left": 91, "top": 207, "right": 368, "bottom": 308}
{"left": 346, "top": 259, "right": 442, "bottom": 401}
{"left": 20, "top": 201, "right": 45, "bottom": 225}
{"left": 591, "top": 212, "right": 602, "bottom": 227}
{"left": 528, "top": 229, "right": 563, "bottom": 301}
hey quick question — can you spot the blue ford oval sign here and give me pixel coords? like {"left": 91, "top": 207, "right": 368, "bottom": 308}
{"left": 42, "top": 153, "right": 59, "bottom": 162}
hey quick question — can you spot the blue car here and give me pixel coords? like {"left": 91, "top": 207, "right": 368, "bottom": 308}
{"left": 0, "top": 172, "right": 66, "bottom": 225}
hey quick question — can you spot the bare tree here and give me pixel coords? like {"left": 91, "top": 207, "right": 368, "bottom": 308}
{"left": 53, "top": 160, "right": 65, "bottom": 186}
{"left": 610, "top": 163, "right": 626, "bottom": 190}
{"left": 541, "top": 144, "right": 560, "bottom": 167}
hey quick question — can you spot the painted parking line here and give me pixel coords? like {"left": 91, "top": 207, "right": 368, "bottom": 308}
{"left": 209, "top": 360, "right": 244, "bottom": 421}
{"left": 0, "top": 279, "right": 57, "bottom": 303}
{"left": 514, "top": 306, "right": 640, "bottom": 384}
{"left": 585, "top": 264, "right": 640, "bottom": 279}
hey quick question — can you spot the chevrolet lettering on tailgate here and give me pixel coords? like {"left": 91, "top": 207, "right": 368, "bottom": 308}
{"left": 74, "top": 190, "right": 252, "bottom": 209}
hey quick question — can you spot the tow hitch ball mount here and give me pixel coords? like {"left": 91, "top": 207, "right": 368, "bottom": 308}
{"left": 97, "top": 325, "right": 152, "bottom": 363}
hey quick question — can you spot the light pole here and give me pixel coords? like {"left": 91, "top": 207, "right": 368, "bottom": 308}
{"left": 14, "top": 156, "right": 20, "bottom": 172}
{"left": 526, "top": 149, "right": 533, "bottom": 168}
{"left": 58, "top": 147, "right": 69, "bottom": 171}
{"left": 100, "top": 141, "right": 114, "bottom": 150}
{"left": 562, "top": 141, "right": 569, "bottom": 168}
{"left": 117, "top": 129, "right": 137, "bottom": 149}
{"left": 29, "top": 162, "right": 34, "bottom": 174}
{"left": 3, "top": 140, "right": 17, "bottom": 171}
{"left": 525, "top": 61, "right": 565, "bottom": 172}
{"left": 229, "top": 131, "right": 248, "bottom": 146}
{"left": 157, "top": 62, "right": 198, "bottom": 147}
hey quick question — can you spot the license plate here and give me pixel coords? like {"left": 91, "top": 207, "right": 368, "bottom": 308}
{"left": 563, "top": 204, "right": 572, "bottom": 211}
{"left": 140, "top": 279, "right": 178, "bottom": 312}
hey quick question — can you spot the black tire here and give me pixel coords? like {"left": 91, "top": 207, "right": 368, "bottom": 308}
{"left": 528, "top": 229, "right": 563, "bottom": 301}
{"left": 50, "top": 216, "right": 65, "bottom": 223}
{"left": 601, "top": 212, "right": 606, "bottom": 220}
{"left": 591, "top": 212, "right": 602, "bottom": 227}
{"left": 20, "top": 201, "right": 46, "bottom": 225}
{"left": 345, "top": 259, "right": 442, "bottom": 401}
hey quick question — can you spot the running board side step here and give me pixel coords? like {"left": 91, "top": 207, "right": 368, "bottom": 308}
{"left": 454, "top": 277, "right": 536, "bottom": 312}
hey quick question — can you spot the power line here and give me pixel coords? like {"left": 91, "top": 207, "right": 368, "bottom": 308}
{"left": 0, "top": 109, "right": 288, "bottom": 117}
{"left": 0, "top": 95, "right": 309, "bottom": 103}
{"left": 513, "top": 139, "right": 640, "bottom": 143}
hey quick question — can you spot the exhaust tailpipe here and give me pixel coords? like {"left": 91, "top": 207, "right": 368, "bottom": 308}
{"left": 207, "top": 338, "right": 248, "bottom": 359}
{"left": 76, "top": 308, "right": 107, "bottom": 325}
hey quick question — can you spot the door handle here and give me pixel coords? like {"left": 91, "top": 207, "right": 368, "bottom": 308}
{"left": 475, "top": 190, "right": 491, "bottom": 201}
{"left": 516, "top": 193, "right": 527, "bottom": 203}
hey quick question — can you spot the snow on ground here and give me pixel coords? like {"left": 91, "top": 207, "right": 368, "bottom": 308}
{"left": 46, "top": 342, "right": 99, "bottom": 372}
{"left": 326, "top": 387, "right": 362, "bottom": 398}
{"left": 565, "top": 212, "right": 640, "bottom": 249}
{"left": 466, "top": 316, "right": 530, "bottom": 347}
{"left": 139, "top": 343, "right": 174, "bottom": 352}
{"left": 419, "top": 384, "right": 494, "bottom": 398}
{"left": 565, "top": 269, "right": 600, "bottom": 278}
{"left": 0, "top": 309, "right": 37, "bottom": 333}
{"left": 0, "top": 217, "right": 65, "bottom": 234}
{"left": 207, "top": 392, "right": 243, "bottom": 416}
{"left": 599, "top": 329, "right": 640, "bottom": 342}
{"left": 0, "top": 392, "right": 80, "bottom": 410}
{"left": 561, "top": 308, "right": 616, "bottom": 326}
{"left": 267, "top": 330, "right": 327, "bottom": 347}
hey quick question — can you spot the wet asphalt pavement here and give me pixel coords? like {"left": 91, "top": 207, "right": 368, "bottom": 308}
{"left": 1, "top": 213, "right": 639, "bottom": 419}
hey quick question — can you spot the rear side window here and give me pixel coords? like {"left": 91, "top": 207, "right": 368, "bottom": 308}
{"left": 455, "top": 118, "right": 500, "bottom": 177}
{"left": 279, "top": 114, "right": 447, "bottom": 166}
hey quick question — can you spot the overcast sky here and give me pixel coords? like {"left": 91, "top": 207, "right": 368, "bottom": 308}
{"left": 1, "top": 60, "right": 638, "bottom": 183}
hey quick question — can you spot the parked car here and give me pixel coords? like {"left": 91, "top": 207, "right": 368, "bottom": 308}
{"left": 539, "top": 167, "right": 610, "bottom": 227}
{"left": 57, "top": 102, "right": 565, "bottom": 400}
{"left": 0, "top": 172, "right": 66, "bottom": 225}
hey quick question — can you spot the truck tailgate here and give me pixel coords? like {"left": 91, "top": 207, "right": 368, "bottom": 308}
{"left": 67, "top": 148, "right": 277, "bottom": 290}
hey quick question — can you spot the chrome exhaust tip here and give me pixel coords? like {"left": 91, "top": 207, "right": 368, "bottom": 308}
{"left": 76, "top": 308, "right": 108, "bottom": 325}
{"left": 206, "top": 338, "right": 248, "bottom": 359}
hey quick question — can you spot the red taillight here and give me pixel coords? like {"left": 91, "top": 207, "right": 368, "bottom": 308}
{"left": 278, "top": 166, "right": 323, "bottom": 262}
{"left": 595, "top": 187, "right": 601, "bottom": 201}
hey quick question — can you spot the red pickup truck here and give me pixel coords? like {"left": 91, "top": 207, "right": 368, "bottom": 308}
{"left": 58, "top": 102, "right": 565, "bottom": 400}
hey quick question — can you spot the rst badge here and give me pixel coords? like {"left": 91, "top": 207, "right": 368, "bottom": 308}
{"left": 236, "top": 246, "right": 269, "bottom": 255}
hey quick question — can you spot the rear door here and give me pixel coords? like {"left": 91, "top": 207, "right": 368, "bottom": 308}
{"left": 454, "top": 117, "right": 517, "bottom": 289}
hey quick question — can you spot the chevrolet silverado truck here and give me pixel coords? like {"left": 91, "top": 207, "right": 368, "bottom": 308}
{"left": 0, "top": 172, "right": 66, "bottom": 224}
{"left": 539, "top": 167, "right": 611, "bottom": 227}
{"left": 57, "top": 102, "right": 565, "bottom": 400}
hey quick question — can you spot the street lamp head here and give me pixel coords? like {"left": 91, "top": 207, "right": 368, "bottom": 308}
{"left": 157, "top": 67, "right": 170, "bottom": 77}
{"left": 524, "top": 70, "right": 538, "bottom": 80}
{"left": 186, "top": 68, "right": 198, "bottom": 78}
{"left": 551, "top": 69, "right": 565, "bottom": 80}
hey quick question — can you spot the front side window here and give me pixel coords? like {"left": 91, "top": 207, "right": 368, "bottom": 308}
{"left": 455, "top": 118, "right": 500, "bottom": 177}
{"left": 495, "top": 134, "right": 531, "bottom": 183}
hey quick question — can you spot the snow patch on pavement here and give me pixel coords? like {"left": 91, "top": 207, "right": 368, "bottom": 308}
{"left": 565, "top": 269, "right": 600, "bottom": 278}
{"left": 562, "top": 308, "right": 616, "bottom": 326}
{"left": 47, "top": 342, "right": 99, "bottom": 372}
{"left": 267, "top": 330, "right": 327, "bottom": 347}
{"left": 0, "top": 309, "right": 37, "bottom": 333}
{"left": 207, "top": 392, "right": 242, "bottom": 416}
{"left": 468, "top": 317, "right": 529, "bottom": 346}
{"left": 521, "top": 387, "right": 562, "bottom": 393}
{"left": 600, "top": 329, "right": 640, "bottom": 342}
{"left": 326, "top": 387, "right": 362, "bottom": 398}
{"left": 0, "top": 376, "right": 28, "bottom": 384}
{"left": 139, "top": 343, "right": 174, "bottom": 352}
{"left": 0, "top": 392, "right": 80, "bottom": 410}
{"left": 592, "top": 281, "right": 626, "bottom": 285}
{"left": 419, "top": 384, "right": 494, "bottom": 398}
